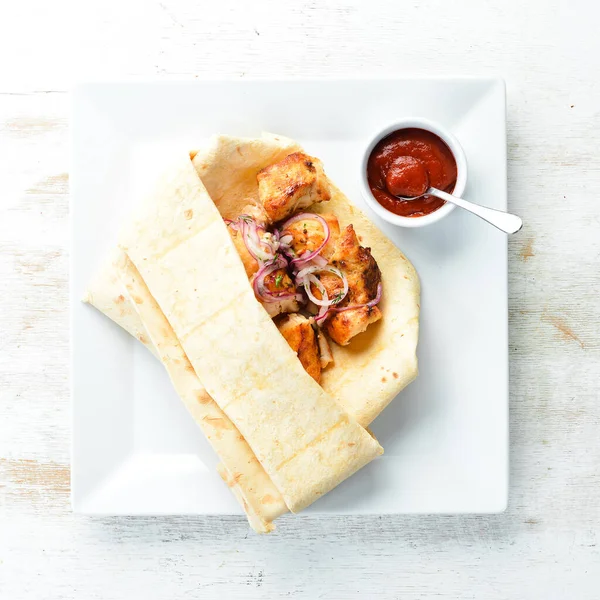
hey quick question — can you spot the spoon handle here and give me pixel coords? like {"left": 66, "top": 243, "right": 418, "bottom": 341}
{"left": 428, "top": 188, "right": 523, "bottom": 234}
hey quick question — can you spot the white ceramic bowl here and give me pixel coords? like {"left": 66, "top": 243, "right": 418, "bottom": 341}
{"left": 359, "top": 117, "right": 468, "bottom": 228}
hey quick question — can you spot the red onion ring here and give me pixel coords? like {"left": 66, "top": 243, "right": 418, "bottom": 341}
{"left": 224, "top": 218, "right": 239, "bottom": 231}
{"left": 253, "top": 256, "right": 303, "bottom": 303}
{"left": 315, "top": 282, "right": 383, "bottom": 325}
{"left": 296, "top": 265, "right": 349, "bottom": 308}
{"left": 239, "top": 217, "right": 274, "bottom": 263}
{"left": 280, "top": 213, "right": 331, "bottom": 268}
{"left": 304, "top": 274, "right": 330, "bottom": 307}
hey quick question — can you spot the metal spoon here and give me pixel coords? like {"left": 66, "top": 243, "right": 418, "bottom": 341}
{"left": 398, "top": 187, "right": 523, "bottom": 234}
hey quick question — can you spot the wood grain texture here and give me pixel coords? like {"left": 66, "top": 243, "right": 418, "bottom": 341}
{"left": 0, "top": 0, "right": 599, "bottom": 598}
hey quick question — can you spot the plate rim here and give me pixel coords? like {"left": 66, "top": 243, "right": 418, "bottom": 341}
{"left": 70, "top": 77, "right": 508, "bottom": 515}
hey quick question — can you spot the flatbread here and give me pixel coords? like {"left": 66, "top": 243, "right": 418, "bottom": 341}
{"left": 116, "top": 253, "right": 287, "bottom": 532}
{"left": 84, "top": 133, "right": 420, "bottom": 426}
{"left": 119, "top": 154, "right": 383, "bottom": 513}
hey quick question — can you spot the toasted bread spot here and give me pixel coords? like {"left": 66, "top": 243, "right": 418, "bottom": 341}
{"left": 392, "top": 372, "right": 399, "bottom": 379}
{"left": 203, "top": 416, "right": 229, "bottom": 430}
{"left": 132, "top": 294, "right": 144, "bottom": 304}
{"left": 115, "top": 294, "right": 125, "bottom": 304}
{"left": 195, "top": 391, "right": 212, "bottom": 405}
{"left": 184, "top": 209, "right": 194, "bottom": 220}
{"left": 262, "top": 494, "right": 277, "bottom": 504}
{"left": 137, "top": 333, "right": 148, "bottom": 344}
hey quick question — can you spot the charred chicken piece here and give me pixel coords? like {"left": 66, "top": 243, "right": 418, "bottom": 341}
{"left": 322, "top": 225, "right": 382, "bottom": 346}
{"left": 228, "top": 229, "right": 259, "bottom": 278}
{"left": 257, "top": 153, "right": 331, "bottom": 223}
{"left": 277, "top": 313, "right": 321, "bottom": 383}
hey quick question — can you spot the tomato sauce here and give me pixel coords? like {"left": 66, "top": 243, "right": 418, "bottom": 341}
{"left": 367, "top": 128, "right": 457, "bottom": 217}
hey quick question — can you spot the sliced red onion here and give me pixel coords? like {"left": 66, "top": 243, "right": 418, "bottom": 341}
{"left": 296, "top": 264, "right": 342, "bottom": 281}
{"left": 261, "top": 232, "right": 281, "bottom": 256}
{"left": 314, "top": 282, "right": 383, "bottom": 326}
{"left": 296, "top": 265, "right": 349, "bottom": 305}
{"left": 304, "top": 274, "right": 330, "bottom": 307}
{"left": 315, "top": 305, "right": 330, "bottom": 325}
{"left": 253, "top": 257, "right": 303, "bottom": 304}
{"left": 367, "top": 281, "right": 384, "bottom": 308}
{"left": 240, "top": 217, "right": 274, "bottom": 263}
{"left": 277, "top": 232, "right": 296, "bottom": 259}
{"left": 308, "top": 254, "right": 328, "bottom": 268}
{"left": 281, "top": 213, "right": 331, "bottom": 268}
{"left": 335, "top": 282, "right": 383, "bottom": 313}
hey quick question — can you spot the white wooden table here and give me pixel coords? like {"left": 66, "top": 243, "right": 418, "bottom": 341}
{"left": 1, "top": 1, "right": 599, "bottom": 598}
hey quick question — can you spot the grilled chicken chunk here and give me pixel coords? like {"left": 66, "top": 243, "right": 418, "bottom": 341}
{"left": 240, "top": 202, "right": 270, "bottom": 228}
{"left": 258, "top": 268, "right": 301, "bottom": 318}
{"left": 322, "top": 225, "right": 382, "bottom": 346}
{"left": 228, "top": 229, "right": 259, "bottom": 278}
{"left": 277, "top": 313, "right": 321, "bottom": 383}
{"left": 283, "top": 213, "right": 340, "bottom": 261}
{"left": 257, "top": 153, "right": 331, "bottom": 223}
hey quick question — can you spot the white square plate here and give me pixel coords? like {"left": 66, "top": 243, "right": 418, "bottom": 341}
{"left": 72, "top": 79, "right": 508, "bottom": 515}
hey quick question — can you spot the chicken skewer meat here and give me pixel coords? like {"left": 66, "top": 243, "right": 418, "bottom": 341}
{"left": 277, "top": 314, "right": 322, "bottom": 383}
{"left": 282, "top": 212, "right": 340, "bottom": 261}
{"left": 321, "top": 224, "right": 382, "bottom": 346}
{"left": 226, "top": 152, "right": 384, "bottom": 382}
{"left": 277, "top": 313, "right": 335, "bottom": 384}
{"left": 283, "top": 214, "right": 382, "bottom": 346}
{"left": 257, "top": 152, "right": 331, "bottom": 223}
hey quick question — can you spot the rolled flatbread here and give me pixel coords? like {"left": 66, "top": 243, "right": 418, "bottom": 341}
{"left": 85, "top": 133, "right": 419, "bottom": 427}
{"left": 118, "top": 154, "right": 382, "bottom": 513}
